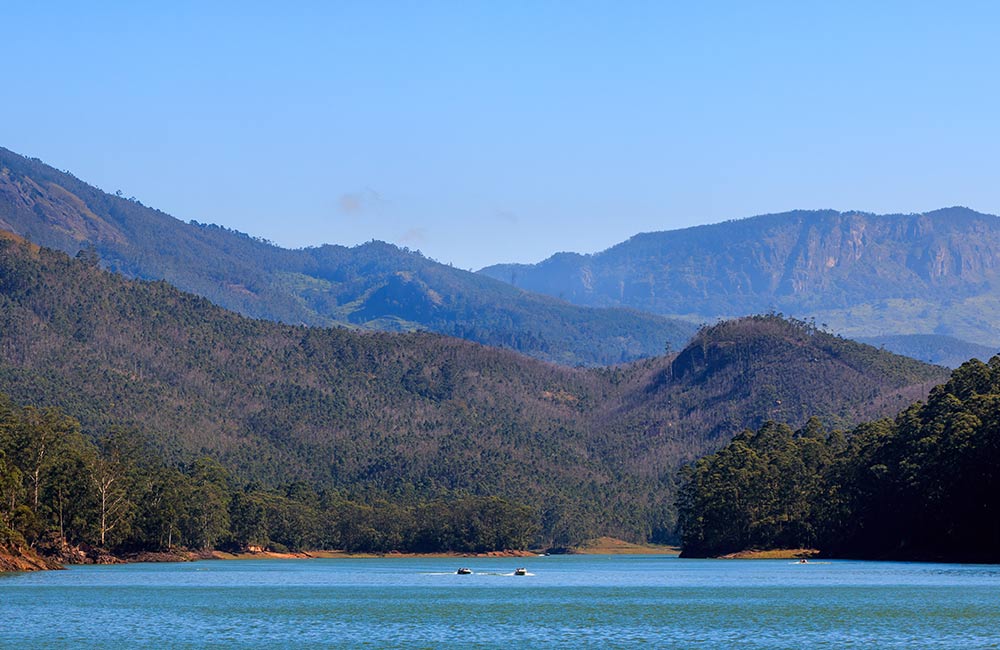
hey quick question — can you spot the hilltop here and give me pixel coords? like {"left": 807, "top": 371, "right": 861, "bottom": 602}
{"left": 588, "top": 315, "right": 945, "bottom": 477}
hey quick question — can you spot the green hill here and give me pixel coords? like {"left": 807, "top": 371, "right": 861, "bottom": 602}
{"left": 0, "top": 233, "right": 948, "bottom": 546}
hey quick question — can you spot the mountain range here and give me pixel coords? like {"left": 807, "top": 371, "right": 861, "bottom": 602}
{"left": 4, "top": 146, "right": 999, "bottom": 369}
{"left": 0, "top": 147, "right": 693, "bottom": 367}
{"left": 0, "top": 232, "right": 947, "bottom": 542}
{"left": 480, "top": 208, "right": 1000, "bottom": 361}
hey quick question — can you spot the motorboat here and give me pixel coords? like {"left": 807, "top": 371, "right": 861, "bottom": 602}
{"left": 513, "top": 567, "right": 527, "bottom": 576}
{"left": 456, "top": 567, "right": 473, "bottom": 575}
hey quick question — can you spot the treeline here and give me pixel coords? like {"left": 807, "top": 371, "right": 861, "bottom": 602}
{"left": 677, "top": 357, "right": 1000, "bottom": 561}
{"left": 0, "top": 394, "right": 536, "bottom": 557}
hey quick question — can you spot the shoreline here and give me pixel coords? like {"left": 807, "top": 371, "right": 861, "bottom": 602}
{"left": 134, "top": 540, "right": 679, "bottom": 564}
{"left": 1, "top": 537, "right": 679, "bottom": 572}
{"left": 204, "top": 548, "right": 541, "bottom": 561}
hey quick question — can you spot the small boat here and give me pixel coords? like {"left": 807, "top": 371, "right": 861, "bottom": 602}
{"left": 456, "top": 567, "right": 473, "bottom": 575}
{"left": 513, "top": 567, "right": 527, "bottom": 576}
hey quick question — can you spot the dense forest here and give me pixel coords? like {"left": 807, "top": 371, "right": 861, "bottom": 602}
{"left": 677, "top": 357, "right": 1000, "bottom": 561}
{"left": 0, "top": 232, "right": 649, "bottom": 546}
{"left": 0, "top": 147, "right": 695, "bottom": 366}
{"left": 0, "top": 232, "right": 950, "bottom": 560}
{"left": 0, "top": 393, "right": 536, "bottom": 559}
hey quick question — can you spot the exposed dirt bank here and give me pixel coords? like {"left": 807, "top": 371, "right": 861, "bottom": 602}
{"left": 716, "top": 548, "right": 820, "bottom": 560}
{"left": 572, "top": 537, "right": 680, "bottom": 555}
{"left": 0, "top": 545, "right": 63, "bottom": 572}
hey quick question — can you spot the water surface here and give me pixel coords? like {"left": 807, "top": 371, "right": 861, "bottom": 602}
{"left": 3, "top": 555, "right": 999, "bottom": 648}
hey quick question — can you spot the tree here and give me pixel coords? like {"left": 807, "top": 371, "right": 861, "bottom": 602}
{"left": 180, "top": 458, "right": 231, "bottom": 549}
{"left": 0, "top": 449, "right": 24, "bottom": 541}
{"left": 43, "top": 439, "right": 94, "bottom": 543}
{"left": 89, "top": 429, "right": 140, "bottom": 547}
{"left": 228, "top": 490, "right": 268, "bottom": 550}
{"left": 10, "top": 407, "right": 79, "bottom": 512}
{"left": 127, "top": 466, "right": 188, "bottom": 551}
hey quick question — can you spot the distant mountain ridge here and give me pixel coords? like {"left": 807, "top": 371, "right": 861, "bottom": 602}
{"left": 480, "top": 208, "right": 1000, "bottom": 350}
{"left": 0, "top": 147, "right": 693, "bottom": 366}
{"left": 856, "top": 334, "right": 997, "bottom": 369}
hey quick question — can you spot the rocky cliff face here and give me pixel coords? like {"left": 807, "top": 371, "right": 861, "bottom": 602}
{"left": 0, "top": 166, "right": 128, "bottom": 248}
{"left": 480, "top": 208, "right": 1000, "bottom": 347}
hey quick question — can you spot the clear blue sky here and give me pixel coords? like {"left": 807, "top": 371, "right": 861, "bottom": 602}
{"left": 3, "top": 1, "right": 997, "bottom": 269}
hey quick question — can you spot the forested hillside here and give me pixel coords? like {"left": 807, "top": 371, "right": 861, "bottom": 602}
{"left": 602, "top": 315, "right": 946, "bottom": 468}
{"left": 0, "top": 232, "right": 628, "bottom": 544}
{"left": 0, "top": 395, "right": 537, "bottom": 559}
{"left": 0, "top": 147, "right": 694, "bottom": 366}
{"left": 0, "top": 233, "right": 948, "bottom": 552}
{"left": 677, "top": 358, "right": 1000, "bottom": 561}
{"left": 480, "top": 208, "right": 1000, "bottom": 350}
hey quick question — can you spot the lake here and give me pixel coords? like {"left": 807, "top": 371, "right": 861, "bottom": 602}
{"left": 2, "top": 555, "right": 999, "bottom": 648}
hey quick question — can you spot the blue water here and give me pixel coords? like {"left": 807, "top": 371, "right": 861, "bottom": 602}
{"left": 2, "top": 555, "right": 999, "bottom": 648}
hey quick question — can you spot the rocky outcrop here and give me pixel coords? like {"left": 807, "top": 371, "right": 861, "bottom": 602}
{"left": 0, "top": 545, "right": 63, "bottom": 572}
{"left": 44, "top": 542, "right": 124, "bottom": 566}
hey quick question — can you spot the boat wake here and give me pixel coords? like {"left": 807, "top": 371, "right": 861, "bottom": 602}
{"left": 422, "top": 571, "right": 536, "bottom": 577}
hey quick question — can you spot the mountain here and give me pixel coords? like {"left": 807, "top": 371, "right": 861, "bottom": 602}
{"left": 479, "top": 208, "right": 1000, "bottom": 349}
{"left": 0, "top": 146, "right": 694, "bottom": 366}
{"left": 0, "top": 233, "right": 948, "bottom": 542}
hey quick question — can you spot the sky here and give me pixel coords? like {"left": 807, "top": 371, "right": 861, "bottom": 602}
{"left": 2, "top": 1, "right": 998, "bottom": 270}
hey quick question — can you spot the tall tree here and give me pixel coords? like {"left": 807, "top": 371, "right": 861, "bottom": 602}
{"left": 89, "top": 429, "right": 141, "bottom": 547}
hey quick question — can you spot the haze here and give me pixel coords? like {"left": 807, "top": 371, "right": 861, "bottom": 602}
{"left": 2, "top": 1, "right": 997, "bottom": 269}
